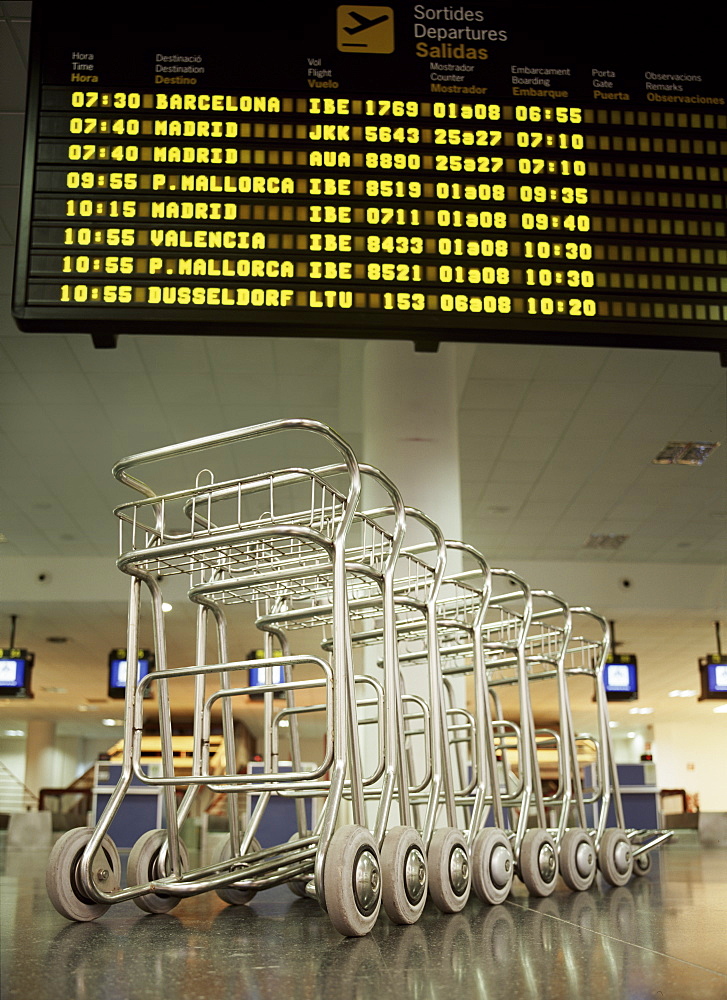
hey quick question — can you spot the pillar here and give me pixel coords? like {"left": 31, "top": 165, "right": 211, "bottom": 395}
{"left": 24, "top": 719, "right": 56, "bottom": 799}
{"left": 362, "top": 341, "right": 464, "bottom": 538}
{"left": 358, "top": 341, "right": 469, "bottom": 829}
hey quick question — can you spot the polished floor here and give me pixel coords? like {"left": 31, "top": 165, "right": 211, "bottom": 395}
{"left": 2, "top": 832, "right": 726, "bottom": 1000}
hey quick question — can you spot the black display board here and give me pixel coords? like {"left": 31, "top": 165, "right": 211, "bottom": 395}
{"left": 12, "top": 2, "right": 727, "bottom": 352}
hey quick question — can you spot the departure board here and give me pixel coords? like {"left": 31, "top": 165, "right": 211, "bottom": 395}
{"left": 12, "top": 2, "right": 727, "bottom": 353}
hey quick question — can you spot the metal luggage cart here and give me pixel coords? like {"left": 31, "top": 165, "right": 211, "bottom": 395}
{"left": 45, "top": 419, "right": 393, "bottom": 936}
{"left": 394, "top": 561, "right": 577, "bottom": 900}
{"left": 560, "top": 609, "right": 672, "bottom": 885}
{"left": 473, "top": 570, "right": 569, "bottom": 898}
{"left": 422, "top": 542, "right": 518, "bottom": 906}
{"left": 340, "top": 506, "right": 475, "bottom": 916}
{"left": 255, "top": 463, "right": 436, "bottom": 927}
{"left": 513, "top": 590, "right": 599, "bottom": 893}
{"left": 432, "top": 569, "right": 579, "bottom": 899}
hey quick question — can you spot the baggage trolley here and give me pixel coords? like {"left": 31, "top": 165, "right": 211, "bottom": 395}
{"left": 45, "top": 420, "right": 391, "bottom": 936}
{"left": 343, "top": 505, "right": 475, "bottom": 916}
{"left": 562, "top": 609, "right": 672, "bottom": 884}
{"left": 436, "top": 571, "right": 579, "bottom": 898}
{"left": 426, "top": 541, "right": 518, "bottom": 906}
{"left": 475, "top": 570, "right": 568, "bottom": 897}
{"left": 257, "top": 463, "right": 434, "bottom": 926}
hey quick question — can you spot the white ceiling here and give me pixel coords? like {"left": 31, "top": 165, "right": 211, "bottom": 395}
{"left": 0, "top": 3, "right": 725, "bottom": 745}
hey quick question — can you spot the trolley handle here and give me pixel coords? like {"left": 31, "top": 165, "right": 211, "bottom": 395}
{"left": 443, "top": 539, "right": 492, "bottom": 594}
{"left": 112, "top": 418, "right": 362, "bottom": 539}
{"left": 490, "top": 567, "right": 531, "bottom": 601}
{"left": 530, "top": 589, "right": 573, "bottom": 640}
{"left": 315, "top": 462, "right": 407, "bottom": 571}
{"left": 400, "top": 506, "right": 447, "bottom": 591}
{"left": 569, "top": 607, "right": 611, "bottom": 669}
{"left": 488, "top": 567, "right": 533, "bottom": 632}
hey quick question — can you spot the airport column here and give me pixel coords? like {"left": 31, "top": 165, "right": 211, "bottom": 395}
{"left": 360, "top": 341, "right": 468, "bottom": 829}
{"left": 362, "top": 341, "right": 464, "bottom": 539}
{"left": 24, "top": 719, "right": 56, "bottom": 801}
{"left": 7, "top": 720, "right": 55, "bottom": 847}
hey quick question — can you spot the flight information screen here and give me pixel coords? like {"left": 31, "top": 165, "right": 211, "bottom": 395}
{"left": 12, "top": 2, "right": 727, "bottom": 351}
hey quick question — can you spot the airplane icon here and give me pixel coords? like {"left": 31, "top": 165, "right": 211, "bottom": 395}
{"left": 343, "top": 10, "right": 390, "bottom": 35}
{"left": 337, "top": 6, "right": 394, "bottom": 53}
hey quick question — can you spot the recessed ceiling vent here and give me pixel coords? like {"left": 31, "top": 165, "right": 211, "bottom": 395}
{"left": 583, "top": 533, "right": 629, "bottom": 550}
{"left": 652, "top": 441, "right": 720, "bottom": 466}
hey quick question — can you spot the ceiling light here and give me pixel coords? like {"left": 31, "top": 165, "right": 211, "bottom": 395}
{"left": 609, "top": 721, "right": 619, "bottom": 728}
{"left": 583, "top": 533, "right": 629, "bottom": 550}
{"left": 669, "top": 689, "right": 697, "bottom": 698}
{"left": 77, "top": 704, "right": 97, "bottom": 712}
{"left": 627, "top": 732, "right": 637, "bottom": 738}
{"left": 713, "top": 705, "right": 727, "bottom": 714}
{"left": 162, "top": 603, "right": 173, "bottom": 613}
{"left": 279, "top": 719, "right": 290, "bottom": 728}
{"left": 652, "top": 441, "right": 720, "bottom": 466}
{"left": 677, "top": 442, "right": 720, "bottom": 466}
{"left": 629, "top": 707, "right": 654, "bottom": 715}
{"left": 3, "top": 730, "right": 24, "bottom": 737}
{"left": 653, "top": 442, "right": 689, "bottom": 464}
{"left": 102, "top": 718, "right": 123, "bottom": 727}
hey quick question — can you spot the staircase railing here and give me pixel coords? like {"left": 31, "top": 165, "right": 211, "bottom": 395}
{"left": 0, "top": 760, "right": 39, "bottom": 813}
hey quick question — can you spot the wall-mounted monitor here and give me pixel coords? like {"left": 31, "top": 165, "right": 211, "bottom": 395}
{"left": 698, "top": 655, "right": 727, "bottom": 701}
{"left": 0, "top": 648, "right": 34, "bottom": 699}
{"left": 603, "top": 654, "right": 638, "bottom": 701}
{"left": 108, "top": 648, "right": 154, "bottom": 699}
{"left": 247, "top": 650, "right": 285, "bottom": 700}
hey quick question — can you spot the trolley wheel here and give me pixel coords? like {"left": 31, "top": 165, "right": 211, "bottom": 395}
{"left": 46, "top": 828, "right": 121, "bottom": 922}
{"left": 471, "top": 828, "right": 514, "bottom": 905}
{"left": 323, "top": 825, "right": 381, "bottom": 937}
{"left": 380, "top": 825, "right": 428, "bottom": 925}
{"left": 598, "top": 828, "right": 633, "bottom": 887}
{"left": 427, "top": 827, "right": 471, "bottom": 914}
{"left": 287, "top": 877, "right": 311, "bottom": 899}
{"left": 286, "top": 832, "right": 314, "bottom": 899}
{"left": 518, "top": 829, "right": 558, "bottom": 898}
{"left": 559, "top": 828, "right": 597, "bottom": 892}
{"left": 633, "top": 851, "right": 652, "bottom": 877}
{"left": 215, "top": 836, "right": 262, "bottom": 906}
{"left": 127, "top": 829, "right": 188, "bottom": 914}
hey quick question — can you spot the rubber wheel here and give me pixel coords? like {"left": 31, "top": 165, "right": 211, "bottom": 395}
{"left": 518, "top": 829, "right": 558, "bottom": 898}
{"left": 559, "top": 828, "right": 596, "bottom": 892}
{"left": 471, "top": 828, "right": 514, "bottom": 905}
{"left": 380, "top": 826, "right": 428, "bottom": 925}
{"left": 287, "top": 876, "right": 311, "bottom": 898}
{"left": 427, "top": 827, "right": 471, "bottom": 914}
{"left": 286, "top": 832, "right": 314, "bottom": 898}
{"left": 598, "top": 828, "right": 633, "bottom": 887}
{"left": 215, "top": 836, "right": 262, "bottom": 905}
{"left": 127, "top": 829, "right": 188, "bottom": 914}
{"left": 323, "top": 825, "right": 381, "bottom": 937}
{"left": 633, "top": 851, "right": 652, "bottom": 876}
{"left": 46, "top": 828, "right": 121, "bottom": 922}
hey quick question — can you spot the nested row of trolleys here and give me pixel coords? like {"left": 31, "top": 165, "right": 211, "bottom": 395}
{"left": 46, "top": 419, "right": 672, "bottom": 936}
